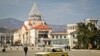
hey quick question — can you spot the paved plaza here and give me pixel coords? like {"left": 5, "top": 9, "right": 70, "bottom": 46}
{"left": 0, "top": 47, "right": 100, "bottom": 56}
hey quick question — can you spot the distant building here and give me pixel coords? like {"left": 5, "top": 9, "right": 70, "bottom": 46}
{"left": 0, "top": 33, "right": 13, "bottom": 46}
{"left": 85, "top": 18, "right": 98, "bottom": 26}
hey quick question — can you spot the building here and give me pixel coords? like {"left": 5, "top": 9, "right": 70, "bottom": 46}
{"left": 85, "top": 18, "right": 98, "bottom": 25}
{"left": 0, "top": 33, "right": 13, "bottom": 46}
{"left": 66, "top": 24, "right": 77, "bottom": 48}
{"left": 13, "top": 2, "right": 99, "bottom": 48}
{"left": 13, "top": 3, "right": 52, "bottom": 46}
{"left": 50, "top": 25, "right": 68, "bottom": 48}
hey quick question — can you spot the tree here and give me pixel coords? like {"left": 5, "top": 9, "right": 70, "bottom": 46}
{"left": 77, "top": 22, "right": 88, "bottom": 49}
{"left": 76, "top": 22, "right": 100, "bottom": 49}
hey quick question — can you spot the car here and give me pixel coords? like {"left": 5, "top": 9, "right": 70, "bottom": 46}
{"left": 34, "top": 47, "right": 68, "bottom": 56}
{"left": 34, "top": 52, "right": 68, "bottom": 56}
{"left": 44, "top": 47, "right": 63, "bottom": 52}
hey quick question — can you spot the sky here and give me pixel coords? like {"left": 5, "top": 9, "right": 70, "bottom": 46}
{"left": 0, "top": 0, "right": 100, "bottom": 25}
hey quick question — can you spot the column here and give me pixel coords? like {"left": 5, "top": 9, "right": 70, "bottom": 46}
{"left": 46, "top": 41, "right": 49, "bottom": 45}
{"left": 10, "top": 34, "right": 12, "bottom": 46}
{"left": 4, "top": 34, "right": 6, "bottom": 44}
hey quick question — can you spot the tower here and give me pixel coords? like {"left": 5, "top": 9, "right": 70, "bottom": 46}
{"left": 29, "top": 2, "right": 41, "bottom": 21}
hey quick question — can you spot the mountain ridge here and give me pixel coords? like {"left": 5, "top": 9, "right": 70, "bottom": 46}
{"left": 0, "top": 18, "right": 24, "bottom": 33}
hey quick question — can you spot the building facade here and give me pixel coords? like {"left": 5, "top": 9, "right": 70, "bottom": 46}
{"left": 0, "top": 33, "right": 13, "bottom": 46}
{"left": 13, "top": 2, "right": 99, "bottom": 48}
{"left": 13, "top": 3, "right": 52, "bottom": 46}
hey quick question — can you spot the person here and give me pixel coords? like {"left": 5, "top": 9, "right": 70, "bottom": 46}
{"left": 2, "top": 45, "right": 6, "bottom": 52}
{"left": 68, "top": 45, "right": 70, "bottom": 51}
{"left": 2, "top": 47, "right": 6, "bottom": 52}
{"left": 24, "top": 46, "right": 28, "bottom": 56}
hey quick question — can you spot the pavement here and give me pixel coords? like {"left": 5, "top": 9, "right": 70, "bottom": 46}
{"left": 0, "top": 46, "right": 100, "bottom": 56}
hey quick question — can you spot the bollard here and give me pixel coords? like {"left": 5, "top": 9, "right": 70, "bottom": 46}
{"left": 32, "top": 48, "right": 33, "bottom": 50}
{"left": 10, "top": 48, "right": 12, "bottom": 51}
{"left": 17, "top": 48, "right": 18, "bottom": 50}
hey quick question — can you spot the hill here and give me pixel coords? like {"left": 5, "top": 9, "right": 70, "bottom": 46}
{"left": 0, "top": 18, "right": 23, "bottom": 33}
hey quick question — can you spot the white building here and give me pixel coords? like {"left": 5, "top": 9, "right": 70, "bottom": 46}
{"left": 13, "top": 2, "right": 99, "bottom": 48}
{"left": 66, "top": 24, "right": 77, "bottom": 48}
{"left": 13, "top": 2, "right": 78, "bottom": 48}
{"left": 50, "top": 24, "right": 77, "bottom": 48}
{"left": 13, "top": 3, "right": 51, "bottom": 46}
{"left": 85, "top": 18, "right": 98, "bottom": 25}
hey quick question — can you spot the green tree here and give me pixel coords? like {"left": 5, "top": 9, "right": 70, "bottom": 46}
{"left": 76, "top": 22, "right": 100, "bottom": 49}
{"left": 77, "top": 22, "right": 88, "bottom": 49}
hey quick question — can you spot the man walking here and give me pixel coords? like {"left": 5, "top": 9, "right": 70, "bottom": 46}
{"left": 24, "top": 46, "right": 28, "bottom": 56}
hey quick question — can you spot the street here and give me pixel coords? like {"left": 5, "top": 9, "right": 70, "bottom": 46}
{"left": 0, "top": 47, "right": 100, "bottom": 56}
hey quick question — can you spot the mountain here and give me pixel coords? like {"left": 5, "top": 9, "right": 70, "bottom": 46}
{"left": 0, "top": 18, "right": 24, "bottom": 33}
{"left": 49, "top": 25, "right": 66, "bottom": 33}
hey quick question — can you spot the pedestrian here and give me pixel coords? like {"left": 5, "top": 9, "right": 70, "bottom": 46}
{"left": 68, "top": 45, "right": 70, "bottom": 51}
{"left": 2, "top": 45, "right": 6, "bottom": 52}
{"left": 24, "top": 46, "right": 28, "bottom": 56}
{"left": 64, "top": 46, "right": 67, "bottom": 50}
{"left": 2, "top": 47, "right": 6, "bottom": 52}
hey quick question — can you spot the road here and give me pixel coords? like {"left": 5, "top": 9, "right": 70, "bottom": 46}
{"left": 0, "top": 47, "right": 100, "bottom": 56}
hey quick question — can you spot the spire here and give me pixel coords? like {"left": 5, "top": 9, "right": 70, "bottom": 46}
{"left": 29, "top": 1, "right": 41, "bottom": 21}
{"left": 29, "top": 3, "right": 41, "bottom": 16}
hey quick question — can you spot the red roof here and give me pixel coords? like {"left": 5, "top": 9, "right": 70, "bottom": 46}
{"left": 33, "top": 24, "right": 49, "bottom": 30}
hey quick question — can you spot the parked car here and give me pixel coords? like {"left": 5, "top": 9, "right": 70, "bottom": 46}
{"left": 34, "top": 47, "right": 68, "bottom": 56}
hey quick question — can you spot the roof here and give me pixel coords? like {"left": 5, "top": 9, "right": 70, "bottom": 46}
{"left": 67, "top": 24, "right": 77, "bottom": 27}
{"left": 33, "top": 24, "right": 50, "bottom": 30}
{"left": 29, "top": 3, "right": 41, "bottom": 16}
{"left": 86, "top": 18, "right": 98, "bottom": 21}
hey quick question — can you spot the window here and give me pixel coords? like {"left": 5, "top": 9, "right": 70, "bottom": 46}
{"left": 52, "top": 35, "right": 54, "bottom": 39}
{"left": 26, "top": 32, "right": 28, "bottom": 35}
{"left": 56, "top": 35, "right": 58, "bottom": 39}
{"left": 73, "top": 35, "right": 76, "bottom": 39}
{"left": 33, "top": 22, "right": 35, "bottom": 25}
{"left": 73, "top": 27, "right": 74, "bottom": 29}
{"left": 19, "top": 34, "right": 20, "bottom": 37}
{"left": 73, "top": 41, "right": 76, "bottom": 44}
{"left": 64, "top": 36, "right": 66, "bottom": 38}
{"left": 60, "top": 35, "right": 62, "bottom": 38}
{"left": 23, "top": 35, "right": 24, "bottom": 37}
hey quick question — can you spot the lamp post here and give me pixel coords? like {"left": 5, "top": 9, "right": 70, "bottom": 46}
{"left": 4, "top": 34, "right": 6, "bottom": 45}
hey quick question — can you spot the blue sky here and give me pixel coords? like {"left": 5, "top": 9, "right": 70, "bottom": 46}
{"left": 0, "top": 0, "right": 100, "bottom": 25}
